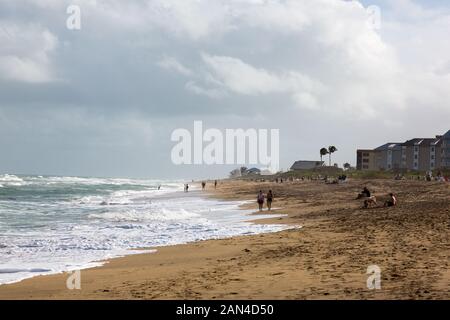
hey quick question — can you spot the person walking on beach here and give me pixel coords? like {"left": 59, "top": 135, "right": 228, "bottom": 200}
{"left": 214, "top": 180, "right": 217, "bottom": 189}
{"left": 257, "top": 190, "right": 265, "bottom": 211}
{"left": 202, "top": 181, "right": 206, "bottom": 190}
{"left": 266, "top": 190, "right": 273, "bottom": 211}
{"left": 184, "top": 183, "right": 189, "bottom": 193}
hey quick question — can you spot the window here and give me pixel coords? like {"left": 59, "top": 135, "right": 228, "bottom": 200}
{"left": 431, "top": 147, "right": 435, "bottom": 152}
{"left": 431, "top": 155, "right": 435, "bottom": 160}
{"left": 363, "top": 153, "right": 369, "bottom": 157}
{"left": 363, "top": 165, "right": 369, "bottom": 169}
{"left": 414, "top": 162, "right": 418, "bottom": 168}
{"left": 414, "top": 147, "right": 418, "bottom": 152}
{"left": 414, "top": 155, "right": 418, "bottom": 159}
{"left": 363, "top": 159, "right": 369, "bottom": 163}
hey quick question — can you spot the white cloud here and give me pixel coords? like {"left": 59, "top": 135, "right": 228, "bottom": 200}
{"left": 0, "top": 23, "right": 57, "bottom": 83}
{"left": 201, "top": 53, "right": 285, "bottom": 95}
{"left": 157, "top": 56, "right": 193, "bottom": 76}
{"left": 1, "top": 0, "right": 450, "bottom": 176}
{"left": 185, "top": 81, "right": 226, "bottom": 99}
{"left": 200, "top": 53, "right": 325, "bottom": 109}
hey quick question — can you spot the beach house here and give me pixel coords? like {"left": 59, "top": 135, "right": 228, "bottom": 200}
{"left": 290, "top": 160, "right": 324, "bottom": 171}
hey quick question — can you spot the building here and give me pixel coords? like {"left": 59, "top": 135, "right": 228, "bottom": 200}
{"left": 290, "top": 160, "right": 324, "bottom": 170}
{"left": 246, "top": 168, "right": 261, "bottom": 175}
{"left": 356, "top": 130, "right": 450, "bottom": 171}
{"left": 356, "top": 150, "right": 377, "bottom": 171}
{"left": 442, "top": 130, "right": 450, "bottom": 168}
{"left": 374, "top": 143, "right": 403, "bottom": 170}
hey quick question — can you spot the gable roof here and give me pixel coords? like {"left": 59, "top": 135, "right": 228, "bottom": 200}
{"left": 443, "top": 130, "right": 450, "bottom": 138}
{"left": 401, "top": 139, "right": 425, "bottom": 146}
{"left": 375, "top": 143, "right": 402, "bottom": 150}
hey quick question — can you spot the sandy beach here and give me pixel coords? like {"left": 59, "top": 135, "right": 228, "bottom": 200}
{"left": 0, "top": 179, "right": 449, "bottom": 300}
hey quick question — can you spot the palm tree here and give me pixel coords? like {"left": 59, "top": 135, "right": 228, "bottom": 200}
{"left": 327, "top": 146, "right": 337, "bottom": 166}
{"left": 320, "top": 148, "right": 328, "bottom": 163}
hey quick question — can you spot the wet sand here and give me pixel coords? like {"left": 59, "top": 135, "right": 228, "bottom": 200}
{"left": 0, "top": 179, "right": 449, "bottom": 299}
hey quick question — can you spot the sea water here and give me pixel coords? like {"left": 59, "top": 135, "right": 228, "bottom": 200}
{"left": 0, "top": 174, "right": 287, "bottom": 285}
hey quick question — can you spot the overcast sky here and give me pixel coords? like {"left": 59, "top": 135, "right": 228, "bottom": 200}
{"left": 1, "top": 0, "right": 449, "bottom": 179}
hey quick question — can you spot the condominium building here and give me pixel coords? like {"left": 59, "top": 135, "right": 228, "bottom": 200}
{"left": 356, "top": 150, "right": 377, "bottom": 170}
{"left": 356, "top": 130, "right": 450, "bottom": 171}
{"left": 374, "top": 143, "right": 402, "bottom": 170}
{"left": 442, "top": 130, "right": 450, "bottom": 168}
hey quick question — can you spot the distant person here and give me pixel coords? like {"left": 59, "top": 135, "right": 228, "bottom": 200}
{"left": 266, "top": 190, "right": 273, "bottom": 211}
{"left": 158, "top": 185, "right": 161, "bottom": 190}
{"left": 214, "top": 180, "right": 217, "bottom": 189}
{"left": 202, "top": 181, "right": 206, "bottom": 190}
{"left": 384, "top": 193, "right": 397, "bottom": 207}
{"left": 363, "top": 196, "right": 377, "bottom": 209}
{"left": 184, "top": 184, "right": 189, "bottom": 193}
{"left": 357, "top": 187, "right": 371, "bottom": 199}
{"left": 257, "top": 190, "right": 265, "bottom": 211}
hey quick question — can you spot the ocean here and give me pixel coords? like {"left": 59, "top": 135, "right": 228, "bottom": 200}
{"left": 0, "top": 174, "right": 287, "bottom": 285}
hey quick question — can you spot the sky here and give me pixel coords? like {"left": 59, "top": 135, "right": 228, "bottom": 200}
{"left": 1, "top": 0, "right": 450, "bottom": 179}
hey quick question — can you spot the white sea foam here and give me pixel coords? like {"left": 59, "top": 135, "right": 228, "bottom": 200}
{"left": 0, "top": 175, "right": 291, "bottom": 285}
{"left": 0, "top": 174, "right": 28, "bottom": 186}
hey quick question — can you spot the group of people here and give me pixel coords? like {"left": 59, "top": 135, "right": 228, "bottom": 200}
{"left": 201, "top": 180, "right": 218, "bottom": 190}
{"left": 257, "top": 190, "right": 274, "bottom": 211}
{"left": 185, "top": 180, "right": 219, "bottom": 192}
{"left": 357, "top": 187, "right": 397, "bottom": 209}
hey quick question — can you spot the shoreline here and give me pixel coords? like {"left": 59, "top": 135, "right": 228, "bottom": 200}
{"left": 0, "top": 185, "right": 292, "bottom": 290}
{"left": 0, "top": 179, "right": 448, "bottom": 299}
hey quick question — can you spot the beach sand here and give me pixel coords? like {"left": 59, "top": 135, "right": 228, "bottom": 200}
{"left": 0, "top": 179, "right": 449, "bottom": 299}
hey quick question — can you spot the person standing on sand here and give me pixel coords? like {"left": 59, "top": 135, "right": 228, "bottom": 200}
{"left": 266, "top": 190, "right": 273, "bottom": 211}
{"left": 257, "top": 190, "right": 265, "bottom": 211}
{"left": 214, "top": 180, "right": 217, "bottom": 189}
{"left": 202, "top": 181, "right": 206, "bottom": 190}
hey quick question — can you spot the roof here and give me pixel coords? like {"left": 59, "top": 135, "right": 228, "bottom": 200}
{"left": 443, "top": 130, "right": 450, "bottom": 138}
{"left": 290, "top": 160, "right": 324, "bottom": 170}
{"left": 431, "top": 137, "right": 442, "bottom": 145}
{"left": 374, "top": 143, "right": 402, "bottom": 151}
{"left": 402, "top": 138, "right": 442, "bottom": 146}
{"left": 420, "top": 138, "right": 438, "bottom": 145}
{"left": 401, "top": 139, "right": 424, "bottom": 146}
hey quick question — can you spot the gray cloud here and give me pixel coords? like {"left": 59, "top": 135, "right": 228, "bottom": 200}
{"left": 1, "top": 0, "right": 450, "bottom": 178}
